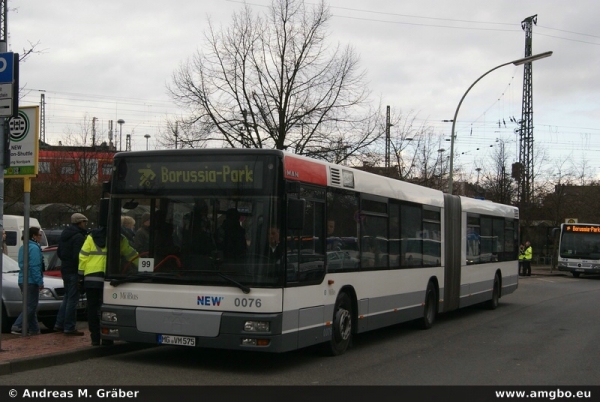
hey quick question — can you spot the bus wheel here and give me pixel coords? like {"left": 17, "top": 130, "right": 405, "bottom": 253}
{"left": 486, "top": 274, "right": 500, "bottom": 310}
{"left": 327, "top": 293, "right": 353, "bottom": 356}
{"left": 419, "top": 282, "right": 437, "bottom": 330}
{"left": 572, "top": 272, "right": 581, "bottom": 278}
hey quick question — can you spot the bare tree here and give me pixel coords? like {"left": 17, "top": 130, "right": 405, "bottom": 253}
{"left": 156, "top": 117, "right": 209, "bottom": 150}
{"left": 538, "top": 157, "right": 576, "bottom": 225}
{"left": 32, "top": 116, "right": 108, "bottom": 210}
{"left": 167, "top": 0, "right": 375, "bottom": 161}
{"left": 572, "top": 155, "right": 596, "bottom": 186}
{"left": 409, "top": 130, "right": 448, "bottom": 191}
{"left": 388, "top": 111, "right": 433, "bottom": 181}
{"left": 477, "top": 139, "right": 517, "bottom": 204}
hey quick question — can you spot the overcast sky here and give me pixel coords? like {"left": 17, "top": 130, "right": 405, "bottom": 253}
{"left": 8, "top": 0, "right": 600, "bottom": 177}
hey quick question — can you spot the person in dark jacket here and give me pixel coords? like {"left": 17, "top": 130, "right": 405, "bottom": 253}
{"left": 218, "top": 208, "right": 247, "bottom": 259}
{"left": 134, "top": 213, "right": 151, "bottom": 253}
{"left": 53, "top": 213, "right": 88, "bottom": 336}
{"left": 264, "top": 226, "right": 283, "bottom": 263}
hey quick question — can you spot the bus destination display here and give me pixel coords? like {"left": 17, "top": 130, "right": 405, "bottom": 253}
{"left": 564, "top": 225, "right": 600, "bottom": 233}
{"left": 119, "top": 160, "right": 264, "bottom": 191}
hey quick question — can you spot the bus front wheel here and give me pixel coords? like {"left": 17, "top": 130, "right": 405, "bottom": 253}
{"left": 327, "top": 292, "right": 353, "bottom": 356}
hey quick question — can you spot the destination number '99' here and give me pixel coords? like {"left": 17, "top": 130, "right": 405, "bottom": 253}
{"left": 234, "top": 298, "right": 262, "bottom": 308}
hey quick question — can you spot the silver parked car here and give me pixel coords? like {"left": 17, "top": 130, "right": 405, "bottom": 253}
{"left": 1, "top": 254, "right": 86, "bottom": 333}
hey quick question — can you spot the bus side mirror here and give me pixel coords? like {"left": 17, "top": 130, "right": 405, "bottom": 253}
{"left": 98, "top": 198, "right": 109, "bottom": 228}
{"left": 287, "top": 198, "right": 305, "bottom": 231}
{"left": 102, "top": 181, "right": 111, "bottom": 197}
{"left": 551, "top": 227, "right": 559, "bottom": 237}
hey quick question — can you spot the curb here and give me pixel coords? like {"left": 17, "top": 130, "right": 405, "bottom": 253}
{"left": 0, "top": 342, "right": 153, "bottom": 376}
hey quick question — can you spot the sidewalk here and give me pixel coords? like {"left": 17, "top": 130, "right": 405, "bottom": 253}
{"left": 0, "top": 326, "right": 150, "bottom": 376}
{"left": 0, "top": 264, "right": 566, "bottom": 376}
{"left": 528, "top": 263, "right": 566, "bottom": 277}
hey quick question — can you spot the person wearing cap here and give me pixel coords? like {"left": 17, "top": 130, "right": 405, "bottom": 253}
{"left": 53, "top": 212, "right": 89, "bottom": 336}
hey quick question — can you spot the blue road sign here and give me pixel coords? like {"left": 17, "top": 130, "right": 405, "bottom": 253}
{"left": 0, "top": 52, "right": 14, "bottom": 83}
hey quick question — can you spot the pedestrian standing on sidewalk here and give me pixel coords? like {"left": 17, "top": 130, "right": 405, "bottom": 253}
{"left": 79, "top": 226, "right": 139, "bottom": 346}
{"left": 10, "top": 227, "right": 44, "bottom": 335}
{"left": 53, "top": 213, "right": 88, "bottom": 336}
{"left": 522, "top": 241, "right": 533, "bottom": 276}
{"left": 518, "top": 244, "right": 525, "bottom": 276}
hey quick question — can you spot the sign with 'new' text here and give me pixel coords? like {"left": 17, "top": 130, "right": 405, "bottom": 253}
{"left": 3, "top": 105, "right": 39, "bottom": 178}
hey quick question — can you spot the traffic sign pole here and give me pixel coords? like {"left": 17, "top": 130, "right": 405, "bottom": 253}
{"left": 0, "top": 51, "right": 22, "bottom": 337}
{"left": 0, "top": 46, "right": 7, "bottom": 346}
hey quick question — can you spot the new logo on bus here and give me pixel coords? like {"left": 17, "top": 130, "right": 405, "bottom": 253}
{"left": 197, "top": 295, "right": 224, "bottom": 306}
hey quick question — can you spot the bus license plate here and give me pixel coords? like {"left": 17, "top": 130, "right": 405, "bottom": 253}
{"left": 159, "top": 335, "right": 196, "bottom": 347}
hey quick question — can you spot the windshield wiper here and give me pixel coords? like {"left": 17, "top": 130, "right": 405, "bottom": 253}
{"left": 182, "top": 270, "right": 251, "bottom": 294}
{"left": 109, "top": 270, "right": 250, "bottom": 293}
{"left": 109, "top": 272, "right": 180, "bottom": 287}
{"left": 217, "top": 272, "right": 250, "bottom": 294}
{"left": 5, "top": 270, "right": 20, "bottom": 273}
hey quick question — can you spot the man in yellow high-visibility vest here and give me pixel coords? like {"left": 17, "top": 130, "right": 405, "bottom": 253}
{"left": 79, "top": 227, "right": 138, "bottom": 346}
{"left": 522, "top": 241, "right": 533, "bottom": 276}
{"left": 518, "top": 244, "right": 525, "bottom": 276}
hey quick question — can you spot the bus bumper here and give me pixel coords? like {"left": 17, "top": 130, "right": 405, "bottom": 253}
{"left": 100, "top": 305, "right": 324, "bottom": 353}
{"left": 557, "top": 263, "right": 600, "bottom": 275}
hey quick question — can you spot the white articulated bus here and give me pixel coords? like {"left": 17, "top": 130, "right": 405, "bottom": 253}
{"left": 100, "top": 149, "right": 519, "bottom": 355}
{"left": 555, "top": 223, "right": 600, "bottom": 278}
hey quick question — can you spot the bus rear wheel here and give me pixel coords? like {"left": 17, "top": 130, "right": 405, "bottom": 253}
{"left": 419, "top": 282, "right": 437, "bottom": 330}
{"left": 327, "top": 292, "right": 353, "bottom": 356}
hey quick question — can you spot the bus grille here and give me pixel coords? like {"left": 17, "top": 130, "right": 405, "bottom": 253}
{"left": 330, "top": 167, "right": 341, "bottom": 185}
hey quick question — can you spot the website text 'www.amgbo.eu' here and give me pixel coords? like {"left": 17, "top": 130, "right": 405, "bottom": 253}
{"left": 496, "top": 389, "right": 591, "bottom": 400}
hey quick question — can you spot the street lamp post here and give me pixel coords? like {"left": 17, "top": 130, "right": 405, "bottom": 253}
{"left": 447, "top": 51, "right": 552, "bottom": 195}
{"left": 117, "top": 119, "right": 125, "bottom": 152}
{"left": 144, "top": 134, "right": 151, "bottom": 150}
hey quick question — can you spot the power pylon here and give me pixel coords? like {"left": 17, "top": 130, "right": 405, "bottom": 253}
{"left": 0, "top": 1, "right": 6, "bottom": 45}
{"left": 518, "top": 14, "right": 537, "bottom": 206}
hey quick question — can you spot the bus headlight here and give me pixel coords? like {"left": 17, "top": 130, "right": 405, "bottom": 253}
{"left": 244, "top": 321, "right": 270, "bottom": 332}
{"left": 102, "top": 312, "right": 118, "bottom": 322}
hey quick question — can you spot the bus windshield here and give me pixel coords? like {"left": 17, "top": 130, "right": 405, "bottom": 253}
{"left": 105, "top": 151, "right": 286, "bottom": 288}
{"left": 559, "top": 229, "right": 600, "bottom": 260}
{"left": 106, "top": 195, "right": 283, "bottom": 288}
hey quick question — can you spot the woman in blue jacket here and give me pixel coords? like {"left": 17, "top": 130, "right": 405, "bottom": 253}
{"left": 11, "top": 227, "right": 45, "bottom": 335}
